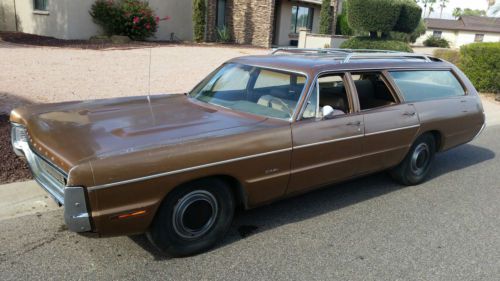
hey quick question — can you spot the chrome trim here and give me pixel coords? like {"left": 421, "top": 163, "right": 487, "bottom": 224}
{"left": 64, "top": 186, "right": 92, "bottom": 232}
{"left": 364, "top": 124, "right": 420, "bottom": 136}
{"left": 472, "top": 112, "right": 486, "bottom": 141}
{"left": 189, "top": 62, "right": 310, "bottom": 123}
{"left": 10, "top": 123, "right": 92, "bottom": 233}
{"left": 293, "top": 134, "right": 364, "bottom": 149}
{"left": 88, "top": 147, "right": 293, "bottom": 190}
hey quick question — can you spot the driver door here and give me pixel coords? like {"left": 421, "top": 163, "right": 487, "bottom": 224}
{"left": 287, "top": 73, "right": 364, "bottom": 195}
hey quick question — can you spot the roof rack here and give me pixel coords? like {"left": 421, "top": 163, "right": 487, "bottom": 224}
{"left": 270, "top": 47, "right": 432, "bottom": 63}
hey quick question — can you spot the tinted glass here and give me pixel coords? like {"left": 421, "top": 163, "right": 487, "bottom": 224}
{"left": 190, "top": 63, "right": 306, "bottom": 119}
{"left": 390, "top": 71, "right": 465, "bottom": 102}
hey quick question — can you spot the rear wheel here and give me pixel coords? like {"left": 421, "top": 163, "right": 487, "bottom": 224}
{"left": 147, "top": 179, "right": 234, "bottom": 257}
{"left": 390, "top": 133, "right": 436, "bottom": 185}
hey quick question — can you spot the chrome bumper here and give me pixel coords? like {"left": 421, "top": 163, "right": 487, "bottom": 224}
{"left": 11, "top": 124, "right": 92, "bottom": 232}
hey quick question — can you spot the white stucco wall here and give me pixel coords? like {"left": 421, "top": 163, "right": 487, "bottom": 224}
{"left": 2, "top": 0, "right": 193, "bottom": 41}
{"left": 0, "top": 0, "right": 17, "bottom": 31}
{"left": 416, "top": 28, "right": 500, "bottom": 48}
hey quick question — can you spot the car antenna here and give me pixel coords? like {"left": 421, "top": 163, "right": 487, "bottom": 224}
{"left": 147, "top": 47, "right": 156, "bottom": 124}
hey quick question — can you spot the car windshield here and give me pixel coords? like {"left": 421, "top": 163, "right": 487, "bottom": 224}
{"left": 189, "top": 63, "right": 307, "bottom": 119}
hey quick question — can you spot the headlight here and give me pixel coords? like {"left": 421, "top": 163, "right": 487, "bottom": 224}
{"left": 11, "top": 124, "right": 27, "bottom": 151}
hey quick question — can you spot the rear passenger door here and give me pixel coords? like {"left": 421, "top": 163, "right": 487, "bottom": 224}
{"left": 349, "top": 71, "right": 420, "bottom": 174}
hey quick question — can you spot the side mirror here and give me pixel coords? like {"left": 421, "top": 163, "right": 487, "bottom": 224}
{"left": 322, "top": 105, "right": 334, "bottom": 119}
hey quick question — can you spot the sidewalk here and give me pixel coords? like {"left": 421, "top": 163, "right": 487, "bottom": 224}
{"left": 0, "top": 181, "right": 59, "bottom": 221}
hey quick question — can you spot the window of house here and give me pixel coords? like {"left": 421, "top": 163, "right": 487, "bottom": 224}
{"left": 216, "top": 0, "right": 226, "bottom": 29}
{"left": 389, "top": 71, "right": 466, "bottom": 102}
{"left": 433, "top": 30, "right": 442, "bottom": 39}
{"left": 34, "top": 0, "right": 48, "bottom": 11}
{"left": 290, "top": 5, "right": 314, "bottom": 33}
{"left": 351, "top": 72, "right": 397, "bottom": 110}
{"left": 474, "top": 34, "right": 484, "bottom": 42}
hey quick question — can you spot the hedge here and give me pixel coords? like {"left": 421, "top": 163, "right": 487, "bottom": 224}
{"left": 340, "top": 37, "right": 413, "bottom": 52}
{"left": 460, "top": 42, "right": 500, "bottom": 93}
{"left": 432, "top": 49, "right": 460, "bottom": 65}
{"left": 423, "top": 35, "right": 450, "bottom": 48}
{"left": 394, "top": 0, "right": 422, "bottom": 33}
{"left": 348, "top": 0, "right": 401, "bottom": 33}
{"left": 193, "top": 0, "right": 206, "bottom": 42}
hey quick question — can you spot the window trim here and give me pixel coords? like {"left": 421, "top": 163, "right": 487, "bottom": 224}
{"left": 348, "top": 70, "right": 402, "bottom": 113}
{"left": 433, "top": 30, "right": 443, "bottom": 39}
{"left": 290, "top": 4, "right": 314, "bottom": 34}
{"left": 474, "top": 33, "right": 485, "bottom": 43}
{"left": 33, "top": 0, "right": 48, "bottom": 11}
{"left": 297, "top": 71, "right": 358, "bottom": 121}
{"left": 189, "top": 62, "right": 311, "bottom": 122}
{"left": 387, "top": 68, "right": 469, "bottom": 103}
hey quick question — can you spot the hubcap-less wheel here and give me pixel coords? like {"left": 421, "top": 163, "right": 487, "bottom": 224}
{"left": 172, "top": 190, "right": 218, "bottom": 239}
{"left": 410, "top": 143, "right": 430, "bottom": 175}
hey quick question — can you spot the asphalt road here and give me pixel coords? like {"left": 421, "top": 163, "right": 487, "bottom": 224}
{"left": 1, "top": 125, "right": 499, "bottom": 281}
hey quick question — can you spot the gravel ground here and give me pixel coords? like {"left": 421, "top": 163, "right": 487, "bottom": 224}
{"left": 0, "top": 40, "right": 267, "bottom": 114}
{"left": 0, "top": 115, "right": 31, "bottom": 184}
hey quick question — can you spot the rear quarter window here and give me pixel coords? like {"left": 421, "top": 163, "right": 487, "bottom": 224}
{"left": 389, "top": 70, "right": 466, "bottom": 102}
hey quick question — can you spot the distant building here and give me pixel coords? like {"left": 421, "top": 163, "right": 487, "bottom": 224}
{"left": 416, "top": 16, "right": 500, "bottom": 48}
{"left": 0, "top": 0, "right": 343, "bottom": 48}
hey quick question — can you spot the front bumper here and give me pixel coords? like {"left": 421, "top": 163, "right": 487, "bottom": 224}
{"left": 11, "top": 123, "right": 92, "bottom": 232}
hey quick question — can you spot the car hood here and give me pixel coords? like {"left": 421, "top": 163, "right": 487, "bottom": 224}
{"left": 20, "top": 94, "right": 266, "bottom": 170}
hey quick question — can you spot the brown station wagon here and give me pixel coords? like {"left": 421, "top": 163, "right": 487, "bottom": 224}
{"left": 10, "top": 49, "right": 485, "bottom": 256}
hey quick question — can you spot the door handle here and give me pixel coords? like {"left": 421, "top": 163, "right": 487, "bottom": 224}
{"left": 346, "top": 121, "right": 361, "bottom": 126}
{"left": 403, "top": 111, "right": 416, "bottom": 117}
{"left": 460, "top": 100, "right": 467, "bottom": 103}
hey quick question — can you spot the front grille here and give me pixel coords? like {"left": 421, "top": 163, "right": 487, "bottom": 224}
{"left": 26, "top": 149, "right": 67, "bottom": 204}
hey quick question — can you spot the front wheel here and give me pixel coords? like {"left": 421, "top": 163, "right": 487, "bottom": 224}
{"left": 390, "top": 133, "right": 436, "bottom": 186}
{"left": 147, "top": 179, "right": 234, "bottom": 257}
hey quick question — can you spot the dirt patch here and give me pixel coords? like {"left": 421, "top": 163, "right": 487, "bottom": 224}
{"left": 0, "top": 115, "right": 32, "bottom": 184}
{"left": 0, "top": 31, "right": 265, "bottom": 51}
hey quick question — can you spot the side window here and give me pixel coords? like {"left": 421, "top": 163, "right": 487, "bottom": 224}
{"left": 389, "top": 70, "right": 466, "bottom": 102}
{"left": 351, "top": 72, "right": 397, "bottom": 110}
{"left": 302, "top": 73, "right": 351, "bottom": 119}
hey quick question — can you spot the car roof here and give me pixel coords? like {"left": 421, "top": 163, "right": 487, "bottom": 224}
{"left": 228, "top": 49, "right": 454, "bottom": 77}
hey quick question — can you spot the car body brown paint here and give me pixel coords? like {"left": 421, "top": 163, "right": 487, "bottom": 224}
{"left": 10, "top": 55, "right": 485, "bottom": 236}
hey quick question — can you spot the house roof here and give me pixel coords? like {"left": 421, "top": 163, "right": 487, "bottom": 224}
{"left": 425, "top": 16, "right": 500, "bottom": 33}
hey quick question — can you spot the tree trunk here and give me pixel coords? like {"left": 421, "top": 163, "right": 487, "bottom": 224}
{"left": 370, "top": 31, "right": 378, "bottom": 39}
{"left": 381, "top": 32, "right": 389, "bottom": 39}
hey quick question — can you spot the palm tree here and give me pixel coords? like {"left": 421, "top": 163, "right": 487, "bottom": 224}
{"left": 439, "top": 0, "right": 449, "bottom": 18}
{"left": 421, "top": 0, "right": 437, "bottom": 18}
{"left": 452, "top": 7, "right": 462, "bottom": 19}
{"left": 421, "top": 0, "right": 436, "bottom": 17}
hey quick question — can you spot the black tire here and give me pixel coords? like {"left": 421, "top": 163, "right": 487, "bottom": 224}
{"left": 390, "top": 133, "right": 436, "bottom": 186}
{"left": 147, "top": 178, "right": 234, "bottom": 257}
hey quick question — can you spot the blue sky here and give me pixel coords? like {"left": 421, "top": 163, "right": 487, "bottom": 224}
{"left": 417, "top": 0, "right": 492, "bottom": 19}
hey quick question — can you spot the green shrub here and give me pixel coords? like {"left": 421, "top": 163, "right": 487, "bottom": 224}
{"left": 348, "top": 0, "right": 401, "bottom": 35}
{"left": 319, "top": 0, "right": 333, "bottom": 34}
{"left": 394, "top": 0, "right": 422, "bottom": 33}
{"left": 460, "top": 42, "right": 500, "bottom": 93}
{"left": 340, "top": 37, "right": 413, "bottom": 52}
{"left": 336, "top": 1, "right": 354, "bottom": 36}
{"left": 216, "top": 26, "right": 231, "bottom": 43}
{"left": 90, "top": 0, "right": 161, "bottom": 41}
{"left": 390, "top": 19, "right": 426, "bottom": 43}
{"left": 433, "top": 49, "right": 460, "bottom": 65}
{"left": 423, "top": 35, "right": 450, "bottom": 48}
{"left": 193, "top": 0, "right": 206, "bottom": 42}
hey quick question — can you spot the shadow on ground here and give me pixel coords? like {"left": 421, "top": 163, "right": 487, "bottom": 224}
{"left": 129, "top": 143, "right": 495, "bottom": 260}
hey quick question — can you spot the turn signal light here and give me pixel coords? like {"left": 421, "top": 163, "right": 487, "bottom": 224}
{"left": 117, "top": 210, "right": 146, "bottom": 219}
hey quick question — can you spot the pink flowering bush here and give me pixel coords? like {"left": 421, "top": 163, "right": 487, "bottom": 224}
{"left": 90, "top": 0, "right": 169, "bottom": 40}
